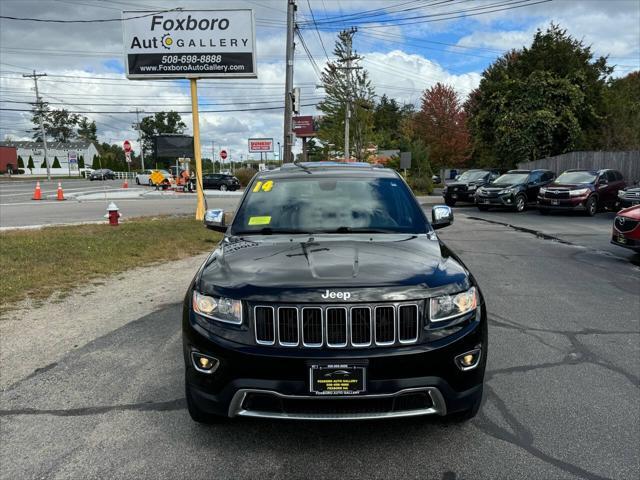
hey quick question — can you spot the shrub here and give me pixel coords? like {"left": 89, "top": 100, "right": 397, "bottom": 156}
{"left": 17, "top": 156, "right": 24, "bottom": 168}
{"left": 406, "top": 175, "right": 433, "bottom": 195}
{"left": 233, "top": 167, "right": 258, "bottom": 187}
{"left": 27, "top": 155, "right": 34, "bottom": 170}
{"left": 41, "top": 158, "right": 48, "bottom": 168}
{"left": 51, "top": 156, "right": 61, "bottom": 168}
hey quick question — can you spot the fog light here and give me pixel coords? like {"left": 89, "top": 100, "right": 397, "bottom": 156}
{"left": 191, "top": 352, "right": 220, "bottom": 374}
{"left": 455, "top": 348, "right": 481, "bottom": 371}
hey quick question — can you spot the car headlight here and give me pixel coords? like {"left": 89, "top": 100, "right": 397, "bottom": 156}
{"left": 468, "top": 185, "right": 476, "bottom": 191}
{"left": 498, "top": 188, "right": 515, "bottom": 195}
{"left": 539, "top": 187, "right": 547, "bottom": 195}
{"left": 192, "top": 291, "right": 243, "bottom": 325}
{"left": 569, "top": 188, "right": 590, "bottom": 197}
{"left": 618, "top": 190, "right": 625, "bottom": 198}
{"left": 429, "top": 287, "right": 478, "bottom": 322}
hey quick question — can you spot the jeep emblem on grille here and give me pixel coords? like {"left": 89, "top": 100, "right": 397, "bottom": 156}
{"left": 321, "top": 290, "right": 352, "bottom": 300}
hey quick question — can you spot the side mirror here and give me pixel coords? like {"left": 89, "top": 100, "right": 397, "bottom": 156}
{"left": 432, "top": 205, "right": 454, "bottom": 230}
{"left": 204, "top": 209, "right": 227, "bottom": 232}
{"left": 598, "top": 177, "right": 608, "bottom": 186}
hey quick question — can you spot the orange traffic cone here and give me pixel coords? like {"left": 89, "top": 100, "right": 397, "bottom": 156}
{"left": 32, "top": 181, "right": 42, "bottom": 200}
{"left": 56, "top": 182, "right": 65, "bottom": 201}
{"left": 122, "top": 178, "right": 129, "bottom": 189}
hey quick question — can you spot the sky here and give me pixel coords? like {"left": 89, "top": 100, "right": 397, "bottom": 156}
{"left": 0, "top": 0, "right": 638, "bottom": 163}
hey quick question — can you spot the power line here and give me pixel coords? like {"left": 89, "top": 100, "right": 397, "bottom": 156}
{"left": 306, "top": 0, "right": 330, "bottom": 62}
{"left": 0, "top": 8, "right": 179, "bottom": 23}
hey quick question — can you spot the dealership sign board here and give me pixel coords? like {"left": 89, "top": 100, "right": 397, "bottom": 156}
{"left": 248, "top": 138, "right": 274, "bottom": 153}
{"left": 293, "top": 116, "right": 317, "bottom": 137}
{"left": 122, "top": 10, "right": 257, "bottom": 79}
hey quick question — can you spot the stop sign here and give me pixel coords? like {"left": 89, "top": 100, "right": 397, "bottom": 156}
{"left": 123, "top": 140, "right": 132, "bottom": 153}
{"left": 220, "top": 150, "right": 228, "bottom": 160}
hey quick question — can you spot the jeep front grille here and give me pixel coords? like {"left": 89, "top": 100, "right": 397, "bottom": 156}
{"left": 254, "top": 303, "right": 421, "bottom": 348}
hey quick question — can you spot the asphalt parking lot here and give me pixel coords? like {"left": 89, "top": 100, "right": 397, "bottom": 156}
{"left": 1, "top": 207, "right": 638, "bottom": 479}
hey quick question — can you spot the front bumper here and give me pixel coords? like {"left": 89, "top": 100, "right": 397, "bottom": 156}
{"left": 183, "top": 308, "right": 487, "bottom": 419}
{"left": 443, "top": 190, "right": 476, "bottom": 203}
{"left": 537, "top": 196, "right": 589, "bottom": 210}
{"left": 475, "top": 193, "right": 516, "bottom": 207}
{"left": 611, "top": 231, "right": 640, "bottom": 252}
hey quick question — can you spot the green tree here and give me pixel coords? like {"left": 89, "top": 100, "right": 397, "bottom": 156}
{"left": 47, "top": 109, "right": 80, "bottom": 142}
{"left": 17, "top": 156, "right": 24, "bottom": 168}
{"left": 51, "top": 156, "right": 61, "bottom": 168}
{"left": 598, "top": 71, "right": 640, "bottom": 149}
{"left": 27, "top": 155, "right": 34, "bottom": 170}
{"left": 372, "top": 95, "right": 414, "bottom": 149}
{"left": 466, "top": 23, "right": 613, "bottom": 169}
{"left": 77, "top": 117, "right": 97, "bottom": 142}
{"left": 317, "top": 30, "right": 376, "bottom": 160}
{"left": 138, "top": 111, "right": 187, "bottom": 158}
{"left": 92, "top": 154, "right": 101, "bottom": 169}
{"left": 30, "top": 101, "right": 51, "bottom": 142}
{"left": 78, "top": 155, "right": 85, "bottom": 169}
{"left": 40, "top": 158, "right": 48, "bottom": 168}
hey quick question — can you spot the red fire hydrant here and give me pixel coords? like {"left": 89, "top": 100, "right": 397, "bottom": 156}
{"left": 106, "top": 202, "right": 121, "bottom": 226}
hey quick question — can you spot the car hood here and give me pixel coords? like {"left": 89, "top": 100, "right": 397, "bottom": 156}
{"left": 618, "top": 205, "right": 640, "bottom": 219}
{"left": 484, "top": 183, "right": 518, "bottom": 189}
{"left": 546, "top": 182, "right": 593, "bottom": 190}
{"left": 197, "top": 234, "right": 470, "bottom": 302}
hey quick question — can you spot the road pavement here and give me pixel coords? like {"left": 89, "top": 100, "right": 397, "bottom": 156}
{"left": 1, "top": 213, "right": 638, "bottom": 479}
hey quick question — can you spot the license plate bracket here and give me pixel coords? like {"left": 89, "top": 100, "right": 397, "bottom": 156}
{"left": 309, "top": 364, "right": 366, "bottom": 395}
{"left": 551, "top": 199, "right": 560, "bottom": 205}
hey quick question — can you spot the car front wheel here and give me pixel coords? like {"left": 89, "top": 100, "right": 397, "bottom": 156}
{"left": 135, "top": 178, "right": 140, "bottom": 185}
{"left": 585, "top": 195, "right": 597, "bottom": 216}
{"left": 444, "top": 198, "right": 456, "bottom": 207}
{"left": 515, "top": 194, "right": 526, "bottom": 212}
{"left": 220, "top": 184, "right": 228, "bottom": 192}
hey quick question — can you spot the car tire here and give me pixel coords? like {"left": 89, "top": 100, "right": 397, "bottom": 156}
{"left": 220, "top": 184, "right": 228, "bottom": 192}
{"left": 135, "top": 178, "right": 140, "bottom": 185}
{"left": 585, "top": 195, "right": 597, "bottom": 216}
{"left": 539, "top": 208, "right": 549, "bottom": 215}
{"left": 477, "top": 205, "right": 489, "bottom": 211}
{"left": 148, "top": 180, "right": 153, "bottom": 186}
{"left": 444, "top": 199, "right": 456, "bottom": 207}
{"left": 515, "top": 194, "right": 526, "bottom": 212}
{"left": 185, "top": 379, "right": 226, "bottom": 424}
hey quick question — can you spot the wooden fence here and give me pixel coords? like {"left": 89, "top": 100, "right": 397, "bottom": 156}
{"left": 517, "top": 151, "right": 640, "bottom": 184}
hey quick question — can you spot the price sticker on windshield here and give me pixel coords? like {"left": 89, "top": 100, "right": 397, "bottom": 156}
{"left": 252, "top": 180, "right": 274, "bottom": 193}
{"left": 248, "top": 216, "right": 271, "bottom": 226}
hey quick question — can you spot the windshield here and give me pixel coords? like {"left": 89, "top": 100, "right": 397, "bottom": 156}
{"left": 232, "top": 176, "right": 428, "bottom": 235}
{"left": 457, "top": 170, "right": 488, "bottom": 182}
{"left": 555, "top": 171, "right": 597, "bottom": 184}
{"left": 493, "top": 173, "right": 529, "bottom": 185}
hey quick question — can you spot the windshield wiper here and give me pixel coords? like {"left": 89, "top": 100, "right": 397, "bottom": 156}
{"left": 234, "top": 228, "right": 313, "bottom": 235}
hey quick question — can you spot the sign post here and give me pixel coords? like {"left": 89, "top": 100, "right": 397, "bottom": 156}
{"left": 190, "top": 79, "right": 205, "bottom": 220}
{"left": 123, "top": 140, "right": 132, "bottom": 177}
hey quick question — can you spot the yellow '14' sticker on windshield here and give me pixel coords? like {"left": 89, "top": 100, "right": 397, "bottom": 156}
{"left": 252, "top": 180, "right": 274, "bottom": 192}
{"left": 248, "top": 216, "right": 271, "bottom": 226}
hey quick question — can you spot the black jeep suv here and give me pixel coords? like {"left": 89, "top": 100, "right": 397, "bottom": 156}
{"left": 183, "top": 162, "right": 487, "bottom": 422}
{"left": 475, "top": 169, "right": 555, "bottom": 212}
{"left": 442, "top": 169, "right": 500, "bottom": 206}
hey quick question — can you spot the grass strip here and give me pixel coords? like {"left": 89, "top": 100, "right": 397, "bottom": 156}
{"left": 0, "top": 216, "right": 221, "bottom": 312}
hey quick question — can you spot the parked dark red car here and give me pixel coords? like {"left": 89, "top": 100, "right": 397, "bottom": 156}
{"left": 538, "top": 169, "right": 625, "bottom": 216}
{"left": 611, "top": 205, "right": 640, "bottom": 252}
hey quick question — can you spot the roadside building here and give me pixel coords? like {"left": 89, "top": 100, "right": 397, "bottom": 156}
{"left": 0, "top": 145, "right": 18, "bottom": 173}
{"left": 0, "top": 140, "right": 99, "bottom": 175}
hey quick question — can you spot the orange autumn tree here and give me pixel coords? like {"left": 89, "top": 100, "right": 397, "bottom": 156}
{"left": 414, "top": 83, "right": 470, "bottom": 170}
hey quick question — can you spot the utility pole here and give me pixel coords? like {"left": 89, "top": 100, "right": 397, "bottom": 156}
{"left": 341, "top": 27, "right": 357, "bottom": 161}
{"left": 23, "top": 70, "right": 50, "bottom": 180}
{"left": 283, "top": 0, "right": 296, "bottom": 163}
{"left": 131, "top": 108, "right": 145, "bottom": 171}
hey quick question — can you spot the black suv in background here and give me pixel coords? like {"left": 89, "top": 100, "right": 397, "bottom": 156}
{"left": 476, "top": 169, "right": 555, "bottom": 212}
{"left": 442, "top": 169, "right": 500, "bottom": 206}
{"left": 201, "top": 173, "right": 241, "bottom": 191}
{"left": 89, "top": 168, "right": 115, "bottom": 181}
{"left": 538, "top": 169, "right": 626, "bottom": 216}
{"left": 183, "top": 163, "right": 487, "bottom": 423}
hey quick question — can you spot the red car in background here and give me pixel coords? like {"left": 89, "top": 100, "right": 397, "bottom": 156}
{"left": 611, "top": 205, "right": 640, "bottom": 253}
